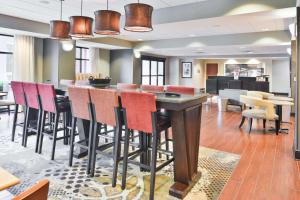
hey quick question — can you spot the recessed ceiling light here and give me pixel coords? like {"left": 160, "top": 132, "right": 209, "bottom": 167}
{"left": 189, "top": 34, "right": 196, "bottom": 37}
{"left": 262, "top": 28, "right": 269, "bottom": 31}
{"left": 138, "top": 38, "right": 143, "bottom": 41}
{"left": 239, "top": 46, "right": 246, "bottom": 49}
{"left": 247, "top": 51, "right": 254, "bottom": 54}
{"left": 213, "top": 25, "right": 221, "bottom": 28}
{"left": 40, "top": 0, "right": 50, "bottom": 4}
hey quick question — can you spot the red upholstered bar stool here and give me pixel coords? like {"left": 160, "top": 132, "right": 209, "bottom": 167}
{"left": 37, "top": 83, "right": 70, "bottom": 160}
{"left": 68, "top": 87, "right": 94, "bottom": 174}
{"left": 22, "top": 82, "right": 42, "bottom": 152}
{"left": 89, "top": 89, "right": 121, "bottom": 179}
{"left": 141, "top": 85, "right": 164, "bottom": 93}
{"left": 117, "top": 83, "right": 139, "bottom": 90}
{"left": 166, "top": 85, "right": 195, "bottom": 95}
{"left": 120, "top": 91, "right": 174, "bottom": 200}
{"left": 11, "top": 81, "right": 26, "bottom": 143}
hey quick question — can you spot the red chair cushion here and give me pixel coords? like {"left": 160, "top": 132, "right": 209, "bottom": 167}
{"left": 68, "top": 87, "right": 91, "bottom": 120}
{"left": 11, "top": 81, "right": 25, "bottom": 106}
{"left": 166, "top": 85, "right": 195, "bottom": 95}
{"left": 23, "top": 82, "right": 39, "bottom": 109}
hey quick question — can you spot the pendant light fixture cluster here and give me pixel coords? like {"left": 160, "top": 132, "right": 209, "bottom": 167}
{"left": 49, "top": 0, "right": 153, "bottom": 39}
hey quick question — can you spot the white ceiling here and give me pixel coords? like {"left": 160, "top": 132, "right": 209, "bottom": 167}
{"left": 0, "top": 0, "right": 206, "bottom": 23}
{"left": 143, "top": 44, "right": 290, "bottom": 57}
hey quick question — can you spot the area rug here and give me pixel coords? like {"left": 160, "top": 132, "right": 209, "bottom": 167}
{"left": 0, "top": 127, "right": 240, "bottom": 200}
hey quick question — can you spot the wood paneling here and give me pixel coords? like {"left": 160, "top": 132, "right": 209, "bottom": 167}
{"left": 206, "top": 63, "right": 218, "bottom": 78}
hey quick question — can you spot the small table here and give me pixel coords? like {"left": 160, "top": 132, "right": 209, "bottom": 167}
{"left": 268, "top": 96, "right": 294, "bottom": 102}
{"left": 0, "top": 167, "right": 20, "bottom": 191}
{"left": 270, "top": 100, "right": 294, "bottom": 133}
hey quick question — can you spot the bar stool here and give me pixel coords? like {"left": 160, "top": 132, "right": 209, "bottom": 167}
{"left": 68, "top": 87, "right": 93, "bottom": 173}
{"left": 11, "top": 81, "right": 26, "bottom": 143}
{"left": 141, "top": 85, "right": 164, "bottom": 93}
{"left": 37, "top": 83, "right": 70, "bottom": 160}
{"left": 117, "top": 83, "right": 139, "bottom": 90}
{"left": 89, "top": 89, "right": 121, "bottom": 179}
{"left": 120, "top": 91, "right": 174, "bottom": 200}
{"left": 22, "top": 82, "right": 42, "bottom": 152}
{"left": 166, "top": 85, "right": 195, "bottom": 95}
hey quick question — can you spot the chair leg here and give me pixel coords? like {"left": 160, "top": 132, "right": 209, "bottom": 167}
{"left": 150, "top": 131, "right": 158, "bottom": 200}
{"left": 51, "top": 113, "right": 59, "bottom": 160}
{"left": 38, "top": 111, "right": 46, "bottom": 154}
{"left": 11, "top": 105, "right": 19, "bottom": 142}
{"left": 112, "top": 124, "right": 122, "bottom": 187}
{"left": 248, "top": 118, "right": 253, "bottom": 134}
{"left": 87, "top": 120, "right": 95, "bottom": 174}
{"left": 165, "top": 129, "right": 169, "bottom": 160}
{"left": 275, "top": 120, "right": 280, "bottom": 135}
{"left": 263, "top": 119, "right": 266, "bottom": 129}
{"left": 104, "top": 124, "right": 108, "bottom": 143}
{"left": 63, "top": 112, "right": 67, "bottom": 145}
{"left": 239, "top": 116, "right": 246, "bottom": 128}
{"left": 7, "top": 105, "right": 10, "bottom": 115}
{"left": 158, "top": 134, "right": 162, "bottom": 159}
{"left": 23, "top": 107, "right": 30, "bottom": 147}
{"left": 90, "top": 123, "right": 100, "bottom": 177}
{"left": 35, "top": 109, "right": 43, "bottom": 153}
{"left": 69, "top": 117, "right": 77, "bottom": 167}
{"left": 121, "top": 128, "right": 130, "bottom": 190}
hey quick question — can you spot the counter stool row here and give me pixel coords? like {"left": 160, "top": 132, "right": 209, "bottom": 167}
{"left": 10, "top": 81, "right": 70, "bottom": 160}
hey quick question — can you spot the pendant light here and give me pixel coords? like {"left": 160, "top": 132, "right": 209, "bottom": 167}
{"left": 94, "top": 0, "right": 121, "bottom": 35}
{"left": 69, "top": 0, "right": 93, "bottom": 38}
{"left": 50, "top": 0, "right": 70, "bottom": 39}
{"left": 124, "top": 0, "right": 153, "bottom": 32}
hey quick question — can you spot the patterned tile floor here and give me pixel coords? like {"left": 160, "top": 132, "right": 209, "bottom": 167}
{"left": 0, "top": 114, "right": 240, "bottom": 200}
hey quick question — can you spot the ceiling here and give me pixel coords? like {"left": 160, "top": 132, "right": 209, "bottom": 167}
{"left": 0, "top": 0, "right": 206, "bottom": 23}
{"left": 0, "top": 0, "right": 296, "bottom": 57}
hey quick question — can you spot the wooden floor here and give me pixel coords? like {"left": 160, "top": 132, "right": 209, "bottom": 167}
{"left": 200, "top": 104, "right": 300, "bottom": 200}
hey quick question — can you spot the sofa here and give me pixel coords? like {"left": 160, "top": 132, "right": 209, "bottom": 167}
{"left": 218, "top": 89, "right": 247, "bottom": 111}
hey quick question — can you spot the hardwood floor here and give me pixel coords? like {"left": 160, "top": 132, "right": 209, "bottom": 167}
{"left": 200, "top": 104, "right": 300, "bottom": 200}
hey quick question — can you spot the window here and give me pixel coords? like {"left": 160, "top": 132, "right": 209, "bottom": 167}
{"left": 141, "top": 56, "right": 165, "bottom": 86}
{"left": 75, "top": 46, "right": 90, "bottom": 73}
{"left": 0, "top": 34, "right": 14, "bottom": 91}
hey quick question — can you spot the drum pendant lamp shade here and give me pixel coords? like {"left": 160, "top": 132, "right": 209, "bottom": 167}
{"left": 69, "top": 16, "right": 94, "bottom": 38}
{"left": 69, "top": 0, "right": 93, "bottom": 38}
{"left": 94, "top": 10, "right": 121, "bottom": 35}
{"left": 50, "top": 0, "right": 70, "bottom": 39}
{"left": 124, "top": 3, "right": 153, "bottom": 32}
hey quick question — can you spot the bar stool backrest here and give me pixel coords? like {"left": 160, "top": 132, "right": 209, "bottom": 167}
{"left": 121, "top": 91, "right": 156, "bottom": 133}
{"left": 12, "top": 179, "right": 49, "bottom": 200}
{"left": 68, "top": 87, "right": 91, "bottom": 120}
{"left": 166, "top": 85, "right": 195, "bottom": 95}
{"left": 37, "top": 84, "right": 57, "bottom": 113}
{"left": 23, "top": 82, "right": 40, "bottom": 109}
{"left": 141, "top": 85, "right": 164, "bottom": 92}
{"left": 117, "top": 83, "right": 139, "bottom": 90}
{"left": 90, "top": 89, "right": 119, "bottom": 126}
{"left": 11, "top": 81, "right": 25, "bottom": 106}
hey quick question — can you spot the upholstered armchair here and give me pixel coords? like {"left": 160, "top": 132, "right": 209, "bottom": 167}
{"left": 239, "top": 95, "right": 279, "bottom": 134}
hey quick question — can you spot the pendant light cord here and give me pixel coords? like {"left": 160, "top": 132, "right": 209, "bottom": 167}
{"left": 60, "top": 0, "right": 63, "bottom": 20}
{"left": 81, "top": 0, "right": 83, "bottom": 16}
{"left": 107, "top": 0, "right": 108, "bottom": 10}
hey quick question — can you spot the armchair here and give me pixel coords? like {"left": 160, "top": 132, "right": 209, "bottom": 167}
{"left": 239, "top": 95, "right": 279, "bottom": 134}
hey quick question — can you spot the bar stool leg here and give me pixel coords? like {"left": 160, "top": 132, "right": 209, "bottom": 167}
{"left": 11, "top": 104, "right": 19, "bottom": 142}
{"left": 90, "top": 123, "right": 101, "bottom": 177}
{"left": 165, "top": 129, "right": 169, "bottom": 160}
{"left": 121, "top": 127, "right": 130, "bottom": 190}
{"left": 38, "top": 111, "right": 46, "bottom": 154}
{"left": 51, "top": 113, "right": 59, "bottom": 160}
{"left": 150, "top": 131, "right": 158, "bottom": 200}
{"left": 35, "top": 109, "right": 43, "bottom": 153}
{"left": 87, "top": 120, "right": 95, "bottom": 174}
{"left": 69, "top": 117, "right": 77, "bottom": 167}
{"left": 23, "top": 107, "right": 30, "bottom": 147}
{"left": 112, "top": 124, "right": 122, "bottom": 187}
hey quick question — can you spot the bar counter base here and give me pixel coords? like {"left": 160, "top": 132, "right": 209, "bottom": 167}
{"left": 169, "top": 172, "right": 202, "bottom": 199}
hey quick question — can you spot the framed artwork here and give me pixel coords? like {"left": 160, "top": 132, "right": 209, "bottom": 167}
{"left": 224, "top": 64, "right": 264, "bottom": 77}
{"left": 182, "top": 62, "right": 192, "bottom": 78}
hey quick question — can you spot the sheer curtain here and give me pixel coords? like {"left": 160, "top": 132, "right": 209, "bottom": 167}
{"left": 13, "top": 35, "right": 35, "bottom": 81}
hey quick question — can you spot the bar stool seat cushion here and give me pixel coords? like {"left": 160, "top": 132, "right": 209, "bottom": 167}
{"left": 242, "top": 109, "right": 278, "bottom": 120}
